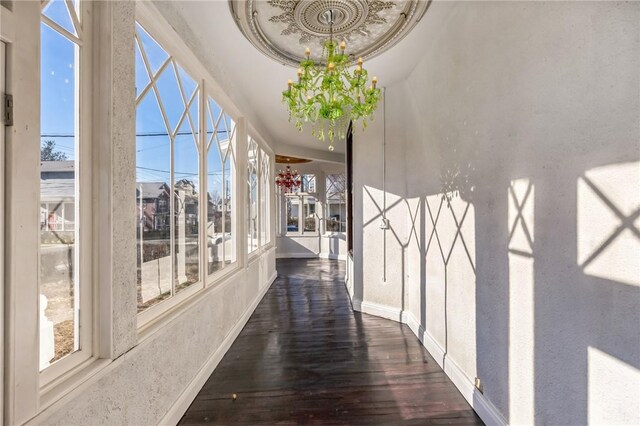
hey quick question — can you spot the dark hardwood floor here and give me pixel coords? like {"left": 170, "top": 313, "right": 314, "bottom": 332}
{"left": 179, "top": 258, "right": 482, "bottom": 425}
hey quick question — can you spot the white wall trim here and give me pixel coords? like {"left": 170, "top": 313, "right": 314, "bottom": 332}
{"left": 159, "top": 271, "right": 277, "bottom": 426}
{"left": 352, "top": 299, "right": 403, "bottom": 322}
{"left": 276, "top": 253, "right": 318, "bottom": 259}
{"left": 356, "top": 303, "right": 507, "bottom": 426}
{"left": 403, "top": 311, "right": 506, "bottom": 426}
{"left": 319, "top": 253, "right": 347, "bottom": 261}
{"left": 275, "top": 253, "right": 346, "bottom": 260}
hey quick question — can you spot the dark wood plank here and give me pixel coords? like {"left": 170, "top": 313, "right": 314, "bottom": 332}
{"left": 179, "top": 259, "right": 483, "bottom": 425}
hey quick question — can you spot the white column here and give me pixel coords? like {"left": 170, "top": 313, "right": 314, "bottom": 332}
{"left": 93, "top": 0, "right": 137, "bottom": 358}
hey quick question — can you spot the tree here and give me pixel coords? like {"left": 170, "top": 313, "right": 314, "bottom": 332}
{"left": 41, "top": 140, "right": 68, "bottom": 161}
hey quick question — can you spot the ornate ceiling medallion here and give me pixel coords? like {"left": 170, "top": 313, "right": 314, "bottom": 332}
{"left": 229, "top": 0, "right": 429, "bottom": 66}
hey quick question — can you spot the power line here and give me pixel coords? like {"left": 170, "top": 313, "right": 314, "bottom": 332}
{"left": 41, "top": 130, "right": 230, "bottom": 138}
{"left": 137, "top": 166, "right": 224, "bottom": 176}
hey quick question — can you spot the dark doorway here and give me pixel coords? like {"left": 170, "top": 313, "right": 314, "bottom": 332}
{"left": 346, "top": 121, "right": 354, "bottom": 257}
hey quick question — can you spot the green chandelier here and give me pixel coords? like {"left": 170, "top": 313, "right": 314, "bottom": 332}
{"left": 282, "top": 10, "right": 381, "bottom": 151}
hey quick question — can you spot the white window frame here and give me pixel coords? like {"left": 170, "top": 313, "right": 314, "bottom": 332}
{"left": 135, "top": 5, "right": 245, "bottom": 330}
{"left": 134, "top": 19, "right": 205, "bottom": 328}
{"left": 247, "top": 135, "right": 259, "bottom": 257}
{"left": 204, "top": 94, "right": 239, "bottom": 284}
{"left": 3, "top": 1, "right": 98, "bottom": 421}
{"left": 285, "top": 174, "right": 318, "bottom": 236}
{"left": 246, "top": 136, "right": 274, "bottom": 257}
{"left": 259, "top": 149, "right": 271, "bottom": 247}
{"left": 324, "top": 173, "right": 347, "bottom": 235}
{"left": 38, "top": 0, "right": 95, "bottom": 389}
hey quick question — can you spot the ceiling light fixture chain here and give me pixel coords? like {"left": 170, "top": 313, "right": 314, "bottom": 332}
{"left": 282, "top": 6, "right": 381, "bottom": 151}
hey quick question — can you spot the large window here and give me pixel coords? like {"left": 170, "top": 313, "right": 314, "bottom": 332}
{"left": 286, "top": 197, "right": 299, "bottom": 233}
{"left": 302, "top": 174, "right": 316, "bottom": 193}
{"left": 326, "top": 174, "right": 346, "bottom": 232}
{"left": 247, "top": 137, "right": 259, "bottom": 253}
{"left": 260, "top": 150, "right": 271, "bottom": 246}
{"left": 39, "top": 0, "right": 90, "bottom": 372}
{"left": 285, "top": 174, "right": 317, "bottom": 235}
{"left": 206, "top": 97, "right": 236, "bottom": 275}
{"left": 135, "top": 22, "right": 201, "bottom": 314}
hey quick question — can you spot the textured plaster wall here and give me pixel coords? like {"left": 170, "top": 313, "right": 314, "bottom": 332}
{"left": 351, "top": 83, "right": 410, "bottom": 310}
{"left": 353, "top": 1, "right": 640, "bottom": 424}
{"left": 107, "top": 0, "right": 138, "bottom": 359}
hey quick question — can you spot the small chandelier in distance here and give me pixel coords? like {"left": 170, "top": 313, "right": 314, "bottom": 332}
{"left": 275, "top": 165, "right": 301, "bottom": 193}
{"left": 282, "top": 9, "right": 381, "bottom": 151}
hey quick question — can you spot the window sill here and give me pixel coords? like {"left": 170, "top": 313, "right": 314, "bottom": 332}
{"left": 322, "top": 232, "right": 346, "bottom": 237}
{"left": 282, "top": 233, "right": 319, "bottom": 238}
{"left": 137, "top": 263, "right": 242, "bottom": 343}
{"left": 206, "top": 261, "right": 240, "bottom": 288}
{"left": 137, "top": 280, "right": 203, "bottom": 331}
{"left": 38, "top": 357, "right": 112, "bottom": 417}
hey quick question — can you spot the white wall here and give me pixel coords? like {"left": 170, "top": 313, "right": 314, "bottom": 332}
{"left": 275, "top": 161, "right": 348, "bottom": 260}
{"left": 351, "top": 2, "right": 640, "bottom": 424}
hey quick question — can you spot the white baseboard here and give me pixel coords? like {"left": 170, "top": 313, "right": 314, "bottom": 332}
{"left": 352, "top": 298, "right": 403, "bottom": 322}
{"left": 276, "top": 253, "right": 346, "bottom": 260}
{"left": 159, "top": 271, "right": 277, "bottom": 426}
{"left": 355, "top": 305, "right": 506, "bottom": 426}
{"left": 402, "top": 310, "right": 507, "bottom": 426}
{"left": 319, "top": 253, "right": 347, "bottom": 261}
{"left": 276, "top": 253, "right": 318, "bottom": 259}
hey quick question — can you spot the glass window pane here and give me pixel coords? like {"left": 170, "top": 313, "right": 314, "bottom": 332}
{"left": 326, "top": 174, "right": 346, "bottom": 232}
{"left": 136, "top": 22, "right": 205, "bottom": 311}
{"left": 43, "top": 0, "right": 76, "bottom": 36}
{"left": 155, "top": 65, "right": 184, "bottom": 135}
{"left": 40, "top": 18, "right": 80, "bottom": 369}
{"left": 260, "top": 151, "right": 270, "bottom": 246}
{"left": 136, "top": 90, "right": 171, "bottom": 313}
{"left": 135, "top": 40, "right": 150, "bottom": 99}
{"left": 302, "top": 174, "right": 316, "bottom": 193}
{"left": 135, "top": 23, "right": 169, "bottom": 76}
{"left": 207, "top": 99, "right": 223, "bottom": 275}
{"left": 174, "top": 96, "right": 200, "bottom": 293}
{"left": 247, "top": 138, "right": 258, "bottom": 253}
{"left": 303, "top": 196, "right": 317, "bottom": 232}
{"left": 286, "top": 197, "right": 298, "bottom": 233}
{"left": 223, "top": 155, "right": 236, "bottom": 265}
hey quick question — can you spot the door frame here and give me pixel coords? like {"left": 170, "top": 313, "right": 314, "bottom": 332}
{"left": 0, "top": 38, "right": 6, "bottom": 426}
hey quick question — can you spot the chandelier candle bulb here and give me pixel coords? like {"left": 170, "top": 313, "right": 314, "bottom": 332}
{"left": 340, "top": 40, "right": 346, "bottom": 51}
{"left": 305, "top": 47, "right": 311, "bottom": 57}
{"left": 357, "top": 57, "right": 363, "bottom": 65}
{"left": 372, "top": 76, "right": 377, "bottom": 88}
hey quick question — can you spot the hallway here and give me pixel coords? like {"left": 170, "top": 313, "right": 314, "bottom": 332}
{"left": 179, "top": 259, "right": 482, "bottom": 425}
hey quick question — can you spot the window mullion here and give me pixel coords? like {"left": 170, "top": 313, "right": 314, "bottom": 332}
{"left": 199, "top": 81, "right": 207, "bottom": 283}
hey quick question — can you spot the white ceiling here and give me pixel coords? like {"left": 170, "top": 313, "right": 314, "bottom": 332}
{"left": 155, "top": 0, "right": 432, "bottom": 159}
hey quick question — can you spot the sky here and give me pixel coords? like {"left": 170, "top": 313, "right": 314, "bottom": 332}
{"left": 41, "top": 0, "right": 235, "bottom": 200}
